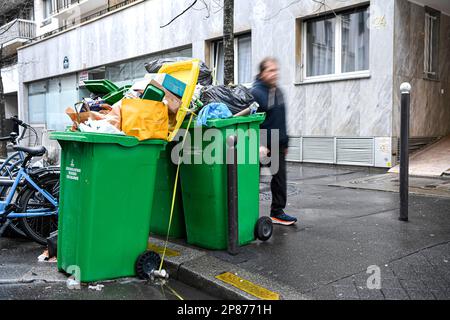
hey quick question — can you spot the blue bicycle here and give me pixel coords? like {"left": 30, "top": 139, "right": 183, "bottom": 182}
{"left": 0, "top": 122, "right": 59, "bottom": 245}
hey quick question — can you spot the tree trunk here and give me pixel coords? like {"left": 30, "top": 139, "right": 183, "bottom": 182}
{"left": 0, "top": 44, "right": 6, "bottom": 158}
{"left": 223, "top": 0, "right": 234, "bottom": 86}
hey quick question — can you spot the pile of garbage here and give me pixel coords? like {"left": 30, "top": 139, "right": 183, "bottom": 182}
{"left": 66, "top": 58, "right": 259, "bottom": 140}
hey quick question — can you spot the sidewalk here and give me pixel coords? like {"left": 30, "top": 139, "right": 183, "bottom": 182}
{"left": 0, "top": 237, "right": 216, "bottom": 300}
{"left": 156, "top": 163, "right": 450, "bottom": 300}
{"left": 1, "top": 163, "right": 449, "bottom": 300}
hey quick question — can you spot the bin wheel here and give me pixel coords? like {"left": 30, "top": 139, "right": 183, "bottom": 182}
{"left": 255, "top": 216, "right": 273, "bottom": 241}
{"left": 135, "top": 251, "right": 161, "bottom": 280}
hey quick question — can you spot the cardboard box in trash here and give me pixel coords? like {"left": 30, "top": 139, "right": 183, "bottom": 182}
{"left": 150, "top": 80, "right": 182, "bottom": 115}
{"left": 144, "top": 73, "right": 186, "bottom": 97}
{"left": 131, "top": 77, "right": 182, "bottom": 115}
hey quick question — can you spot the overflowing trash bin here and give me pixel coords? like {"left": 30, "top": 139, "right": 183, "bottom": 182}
{"left": 179, "top": 113, "right": 271, "bottom": 250}
{"left": 46, "top": 55, "right": 275, "bottom": 282}
{"left": 51, "top": 132, "right": 166, "bottom": 282}
{"left": 49, "top": 59, "right": 201, "bottom": 282}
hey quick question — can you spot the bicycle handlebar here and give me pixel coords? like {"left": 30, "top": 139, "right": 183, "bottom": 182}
{"left": 4, "top": 117, "right": 35, "bottom": 145}
{"left": 9, "top": 116, "right": 27, "bottom": 127}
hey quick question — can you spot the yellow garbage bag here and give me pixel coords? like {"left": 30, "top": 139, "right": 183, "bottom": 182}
{"left": 121, "top": 98, "right": 168, "bottom": 141}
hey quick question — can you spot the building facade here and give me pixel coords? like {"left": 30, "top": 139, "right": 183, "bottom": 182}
{"left": 5, "top": 0, "right": 450, "bottom": 167}
{"left": 0, "top": 0, "right": 35, "bottom": 120}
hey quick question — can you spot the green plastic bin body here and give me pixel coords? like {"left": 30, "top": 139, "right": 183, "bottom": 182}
{"left": 50, "top": 132, "right": 166, "bottom": 282}
{"left": 179, "top": 114, "right": 265, "bottom": 250}
{"left": 149, "top": 142, "right": 186, "bottom": 238}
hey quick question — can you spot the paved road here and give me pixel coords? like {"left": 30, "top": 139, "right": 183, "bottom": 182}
{"left": 247, "top": 164, "right": 450, "bottom": 300}
{"left": 0, "top": 237, "right": 217, "bottom": 300}
{"left": 1, "top": 163, "right": 449, "bottom": 300}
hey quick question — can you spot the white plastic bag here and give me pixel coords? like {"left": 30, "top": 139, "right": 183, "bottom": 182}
{"left": 79, "top": 118, "right": 125, "bottom": 135}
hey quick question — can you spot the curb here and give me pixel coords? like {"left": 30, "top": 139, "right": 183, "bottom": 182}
{"left": 149, "top": 238, "right": 308, "bottom": 300}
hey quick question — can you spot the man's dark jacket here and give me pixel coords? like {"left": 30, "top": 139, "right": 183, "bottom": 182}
{"left": 251, "top": 78, "right": 289, "bottom": 149}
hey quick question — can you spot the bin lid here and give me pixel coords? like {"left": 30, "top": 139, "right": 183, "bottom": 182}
{"left": 158, "top": 59, "right": 200, "bottom": 142}
{"left": 83, "top": 80, "right": 120, "bottom": 95}
{"left": 50, "top": 131, "right": 167, "bottom": 148}
{"left": 181, "top": 113, "right": 266, "bottom": 129}
{"left": 102, "top": 85, "right": 132, "bottom": 105}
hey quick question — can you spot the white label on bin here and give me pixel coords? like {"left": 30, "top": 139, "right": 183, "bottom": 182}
{"left": 66, "top": 165, "right": 81, "bottom": 181}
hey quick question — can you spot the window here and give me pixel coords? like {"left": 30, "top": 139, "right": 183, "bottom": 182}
{"left": 43, "top": 0, "right": 53, "bottom": 19}
{"left": 28, "top": 81, "right": 47, "bottom": 125}
{"left": 105, "top": 46, "right": 192, "bottom": 87}
{"left": 306, "top": 17, "right": 335, "bottom": 77}
{"left": 212, "top": 41, "right": 225, "bottom": 84}
{"left": 424, "top": 7, "right": 440, "bottom": 80}
{"left": 303, "top": 6, "right": 370, "bottom": 81}
{"left": 211, "top": 33, "right": 252, "bottom": 85}
{"left": 28, "top": 75, "right": 78, "bottom": 130}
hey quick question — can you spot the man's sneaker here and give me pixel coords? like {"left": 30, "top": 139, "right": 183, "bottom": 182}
{"left": 270, "top": 213, "right": 297, "bottom": 226}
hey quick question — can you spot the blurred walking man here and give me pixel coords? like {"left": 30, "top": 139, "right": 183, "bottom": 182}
{"left": 251, "top": 57, "right": 297, "bottom": 226}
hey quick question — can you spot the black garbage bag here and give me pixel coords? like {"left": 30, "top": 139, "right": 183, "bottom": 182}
{"left": 144, "top": 57, "right": 213, "bottom": 86}
{"left": 200, "top": 85, "right": 256, "bottom": 114}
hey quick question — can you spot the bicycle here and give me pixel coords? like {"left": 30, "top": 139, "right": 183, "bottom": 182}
{"left": 0, "top": 124, "right": 59, "bottom": 245}
{"left": 0, "top": 118, "right": 52, "bottom": 239}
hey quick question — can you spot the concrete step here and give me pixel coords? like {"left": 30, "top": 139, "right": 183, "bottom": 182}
{"left": 390, "top": 135, "right": 450, "bottom": 177}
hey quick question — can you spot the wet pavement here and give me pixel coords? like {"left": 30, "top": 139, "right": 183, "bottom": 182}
{"left": 329, "top": 173, "right": 450, "bottom": 198}
{"left": 0, "top": 279, "right": 216, "bottom": 300}
{"left": 1, "top": 163, "right": 449, "bottom": 300}
{"left": 0, "top": 238, "right": 217, "bottom": 300}
{"left": 146, "top": 163, "right": 449, "bottom": 300}
{"left": 247, "top": 164, "right": 450, "bottom": 299}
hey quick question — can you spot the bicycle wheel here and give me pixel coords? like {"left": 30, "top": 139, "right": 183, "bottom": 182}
{"left": 18, "top": 174, "right": 59, "bottom": 245}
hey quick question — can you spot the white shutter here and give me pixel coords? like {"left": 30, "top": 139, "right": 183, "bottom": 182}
{"left": 286, "top": 137, "right": 302, "bottom": 162}
{"left": 336, "top": 138, "right": 374, "bottom": 165}
{"left": 302, "top": 137, "right": 335, "bottom": 163}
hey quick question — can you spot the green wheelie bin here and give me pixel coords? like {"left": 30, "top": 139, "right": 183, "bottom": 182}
{"left": 149, "top": 142, "right": 186, "bottom": 239}
{"left": 50, "top": 131, "right": 166, "bottom": 282}
{"left": 179, "top": 113, "right": 272, "bottom": 250}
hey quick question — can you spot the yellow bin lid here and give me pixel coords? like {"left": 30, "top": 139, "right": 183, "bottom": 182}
{"left": 158, "top": 59, "right": 200, "bottom": 142}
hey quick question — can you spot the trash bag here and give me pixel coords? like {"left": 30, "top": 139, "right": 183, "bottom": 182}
{"left": 121, "top": 98, "right": 169, "bottom": 141}
{"left": 144, "top": 57, "right": 213, "bottom": 86}
{"left": 196, "top": 103, "right": 232, "bottom": 127}
{"left": 79, "top": 118, "right": 125, "bottom": 135}
{"left": 199, "top": 85, "right": 256, "bottom": 115}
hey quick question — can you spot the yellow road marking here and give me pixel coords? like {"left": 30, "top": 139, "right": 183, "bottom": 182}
{"left": 215, "top": 272, "right": 280, "bottom": 300}
{"left": 147, "top": 243, "right": 180, "bottom": 257}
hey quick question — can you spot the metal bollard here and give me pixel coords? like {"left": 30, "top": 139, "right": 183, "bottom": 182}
{"left": 227, "top": 135, "right": 239, "bottom": 255}
{"left": 399, "top": 83, "right": 411, "bottom": 222}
